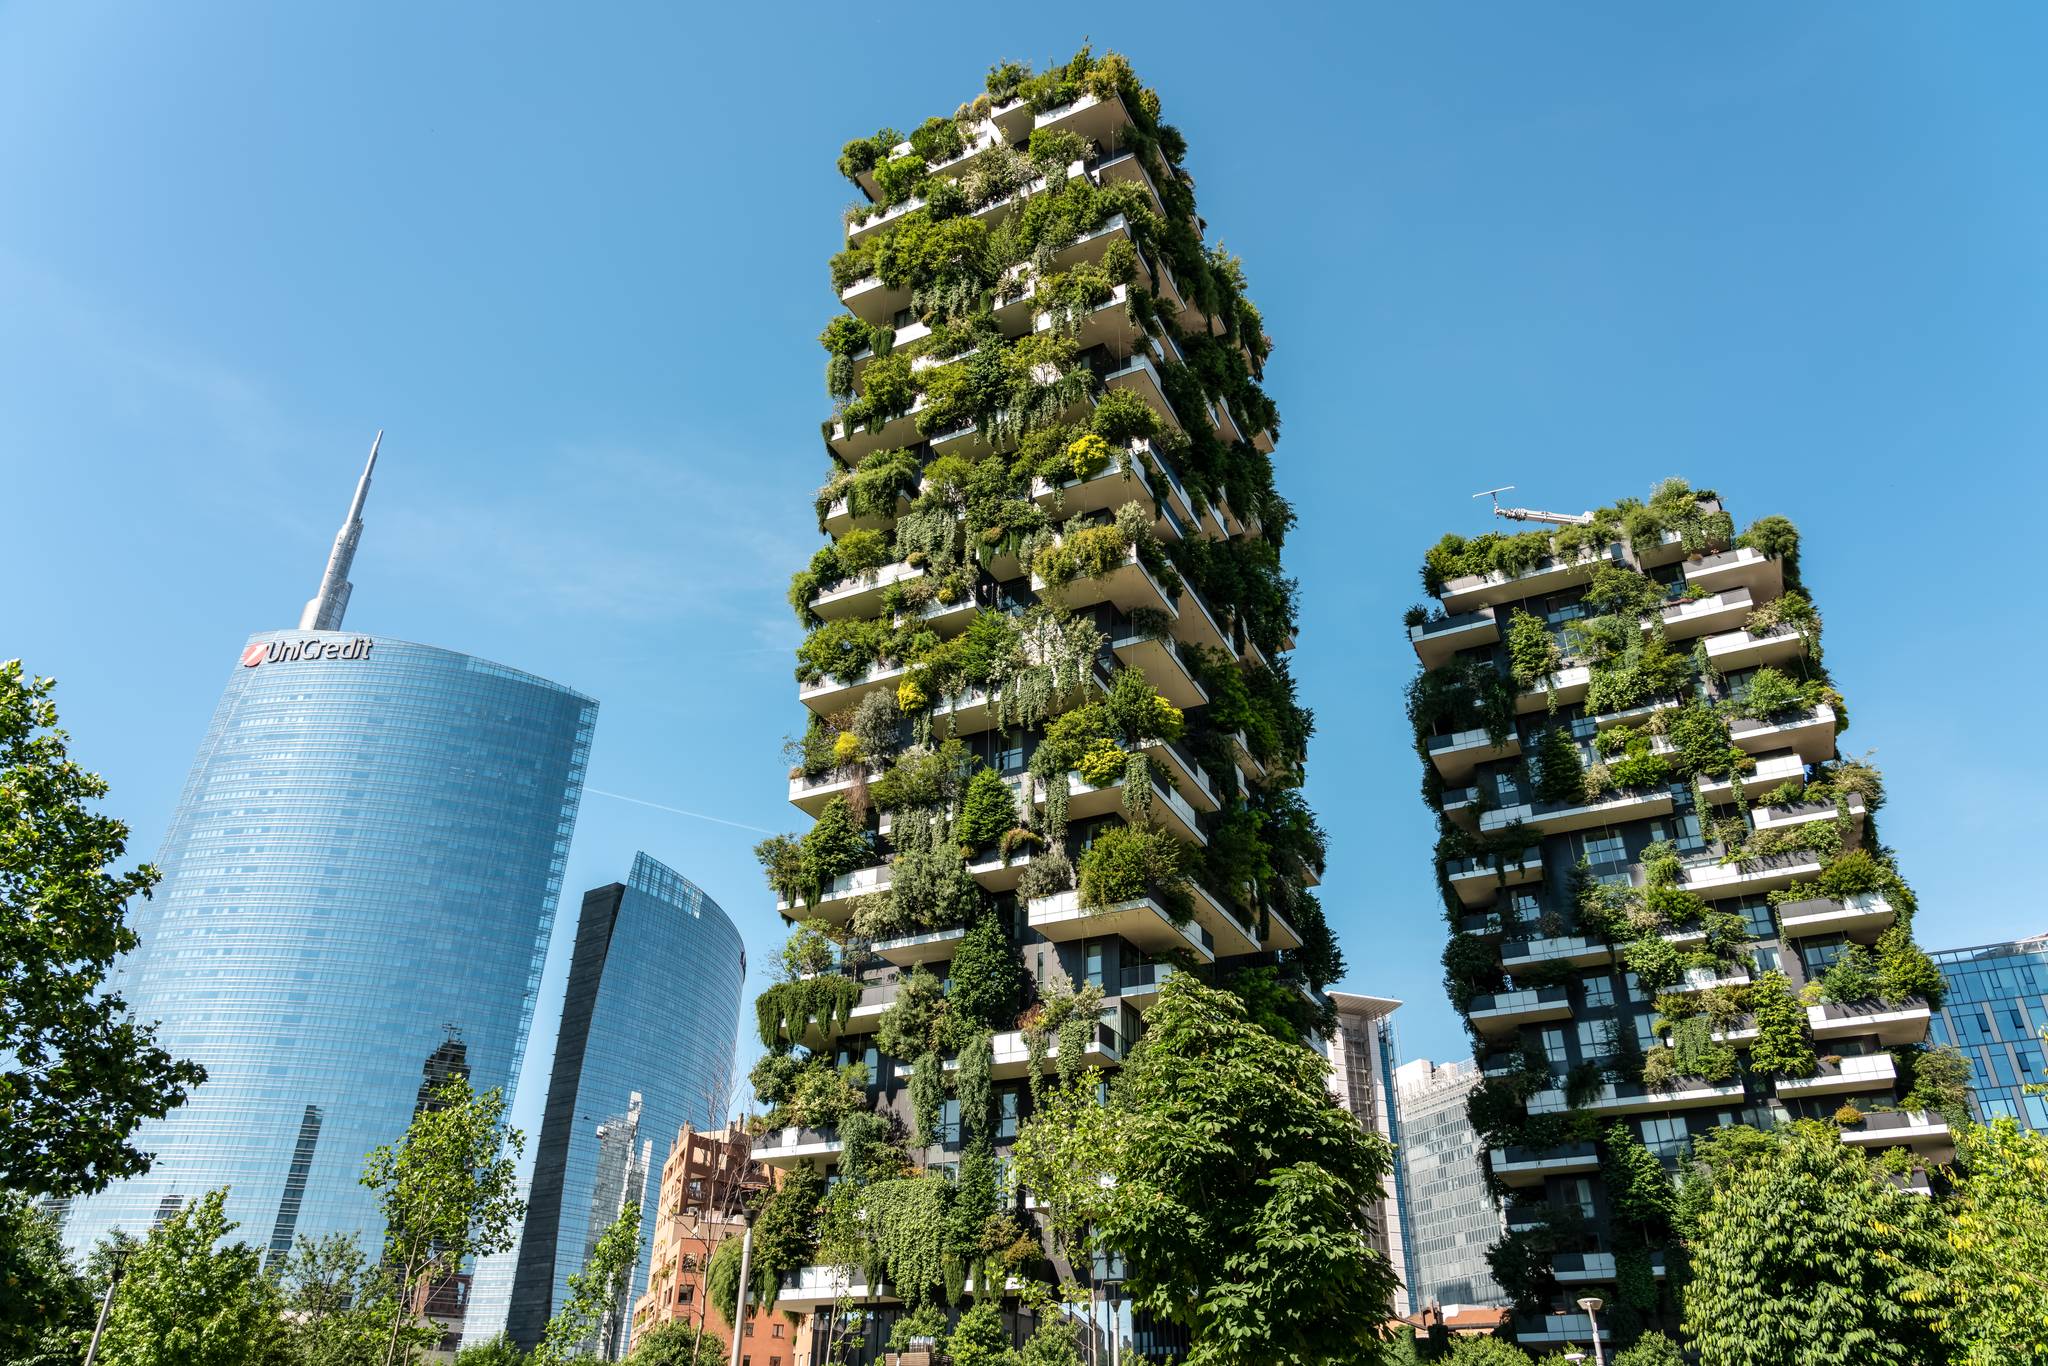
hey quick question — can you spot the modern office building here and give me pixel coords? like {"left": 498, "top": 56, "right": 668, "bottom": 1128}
{"left": 505, "top": 854, "right": 746, "bottom": 1358}
{"left": 749, "top": 49, "right": 1340, "bottom": 1364}
{"left": 1390, "top": 1058, "right": 1506, "bottom": 1314}
{"left": 1929, "top": 934, "right": 2048, "bottom": 1130}
{"left": 62, "top": 440, "right": 599, "bottom": 1332}
{"left": 1326, "top": 993, "right": 1410, "bottom": 1316}
{"left": 1406, "top": 482, "right": 1948, "bottom": 1350}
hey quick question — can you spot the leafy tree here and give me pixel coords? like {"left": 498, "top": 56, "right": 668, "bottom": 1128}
{"left": 622, "top": 1320, "right": 724, "bottom": 1365}
{"left": 948, "top": 912, "right": 1023, "bottom": 1032}
{"left": 956, "top": 766, "right": 1019, "bottom": 849}
{"left": 1531, "top": 726, "right": 1584, "bottom": 806}
{"left": 0, "top": 1191, "right": 92, "bottom": 1365}
{"left": 948, "top": 1300, "right": 1014, "bottom": 1366}
{"left": 1746, "top": 970, "right": 1816, "bottom": 1077}
{"left": 1, "top": 661, "right": 207, "bottom": 1196}
{"left": 1600, "top": 1123, "right": 1675, "bottom": 1236}
{"left": 1613, "top": 1332, "right": 1686, "bottom": 1366}
{"left": 1682, "top": 1121, "right": 1949, "bottom": 1365}
{"left": 533, "top": 1202, "right": 641, "bottom": 1366}
{"left": 1444, "top": 1339, "right": 1533, "bottom": 1366}
{"left": 93, "top": 1188, "right": 283, "bottom": 1366}
{"left": 800, "top": 796, "right": 873, "bottom": 902}
{"left": 453, "top": 1337, "right": 529, "bottom": 1365}
{"left": 1014, "top": 974, "right": 1400, "bottom": 1366}
{"left": 1017, "top": 1314, "right": 1084, "bottom": 1366}
{"left": 1945, "top": 1117, "right": 2048, "bottom": 1364}
{"left": 360, "top": 1075, "right": 525, "bottom": 1366}
{"left": 276, "top": 1230, "right": 429, "bottom": 1366}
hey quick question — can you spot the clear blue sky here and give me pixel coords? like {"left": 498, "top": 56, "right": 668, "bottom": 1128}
{"left": 5, "top": 4, "right": 2044, "bottom": 1149}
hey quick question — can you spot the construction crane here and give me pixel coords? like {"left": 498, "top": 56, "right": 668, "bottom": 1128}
{"left": 1473, "top": 485, "right": 1593, "bottom": 527}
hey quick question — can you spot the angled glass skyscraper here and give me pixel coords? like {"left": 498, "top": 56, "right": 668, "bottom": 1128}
{"left": 504, "top": 854, "right": 746, "bottom": 1358}
{"left": 63, "top": 440, "right": 599, "bottom": 1308}
{"left": 1929, "top": 934, "right": 2048, "bottom": 1130}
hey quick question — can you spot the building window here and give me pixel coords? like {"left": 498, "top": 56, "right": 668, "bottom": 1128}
{"left": 772, "top": 1324, "right": 785, "bottom": 1339}
{"left": 1540, "top": 1028, "right": 1568, "bottom": 1066}
{"left": 998, "top": 1088, "right": 1021, "bottom": 1140}
{"left": 1640, "top": 1116, "right": 1689, "bottom": 1161}
{"left": 1581, "top": 971, "right": 1615, "bottom": 1009}
{"left": 1085, "top": 943, "right": 1104, "bottom": 990}
{"left": 744, "top": 1322, "right": 754, "bottom": 1337}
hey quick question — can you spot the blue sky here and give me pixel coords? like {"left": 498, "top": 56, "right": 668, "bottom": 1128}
{"left": 5, "top": 3, "right": 2045, "bottom": 1151}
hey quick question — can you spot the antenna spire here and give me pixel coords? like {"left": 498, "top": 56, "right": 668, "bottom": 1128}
{"left": 299, "top": 430, "right": 381, "bottom": 631}
{"left": 1473, "top": 485, "right": 1594, "bottom": 527}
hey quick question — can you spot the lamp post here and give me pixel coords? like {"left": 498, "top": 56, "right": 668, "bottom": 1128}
{"left": 1577, "top": 1296, "right": 1606, "bottom": 1366}
{"left": 82, "top": 1249, "right": 128, "bottom": 1366}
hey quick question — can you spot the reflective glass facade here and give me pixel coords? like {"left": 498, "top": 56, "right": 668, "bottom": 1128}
{"left": 1391, "top": 1059, "right": 1507, "bottom": 1310}
{"left": 505, "top": 854, "right": 744, "bottom": 1357}
{"left": 64, "top": 631, "right": 596, "bottom": 1278}
{"left": 1929, "top": 936, "right": 2048, "bottom": 1131}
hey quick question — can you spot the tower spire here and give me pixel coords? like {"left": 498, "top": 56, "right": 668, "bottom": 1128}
{"left": 299, "top": 430, "right": 381, "bottom": 632}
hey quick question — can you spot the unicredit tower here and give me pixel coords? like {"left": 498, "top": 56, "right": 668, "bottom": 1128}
{"left": 64, "top": 436, "right": 599, "bottom": 1317}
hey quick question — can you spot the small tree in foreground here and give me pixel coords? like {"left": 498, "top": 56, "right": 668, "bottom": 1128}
{"left": 92, "top": 1189, "right": 281, "bottom": 1366}
{"left": 0, "top": 661, "right": 207, "bottom": 1197}
{"left": 1945, "top": 1117, "right": 2048, "bottom": 1364}
{"left": 533, "top": 1201, "right": 642, "bottom": 1366}
{"left": 625, "top": 1319, "right": 724, "bottom": 1365}
{"left": 360, "top": 1075, "right": 524, "bottom": 1366}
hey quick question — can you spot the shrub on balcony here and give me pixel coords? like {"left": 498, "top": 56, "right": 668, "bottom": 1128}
{"left": 1503, "top": 608, "right": 1564, "bottom": 693}
{"left": 1442, "top": 932, "right": 1506, "bottom": 1013}
{"left": 1582, "top": 562, "right": 1664, "bottom": 618}
{"left": 1076, "top": 823, "right": 1189, "bottom": 919}
{"left": 1816, "top": 944, "right": 1880, "bottom": 1004}
{"left": 1419, "top": 528, "right": 1556, "bottom": 596}
{"left": 1605, "top": 730, "right": 1671, "bottom": 791}
{"left": 1895, "top": 1043, "right": 1971, "bottom": 1119}
{"left": 1668, "top": 1015, "right": 1737, "bottom": 1083}
{"left": 947, "top": 912, "right": 1023, "bottom": 1033}
{"left": 800, "top": 796, "right": 873, "bottom": 899}
{"left": 1531, "top": 725, "right": 1584, "bottom": 805}
{"left": 1876, "top": 925, "right": 1945, "bottom": 1008}
{"left": 755, "top": 975, "right": 863, "bottom": 1049}
{"left": 795, "top": 615, "right": 896, "bottom": 686}
{"left": 954, "top": 766, "right": 1017, "bottom": 850}
{"left": 1581, "top": 631, "right": 1689, "bottom": 715}
{"left": 837, "top": 127, "right": 903, "bottom": 184}
{"left": 1748, "top": 969, "right": 1816, "bottom": 1078}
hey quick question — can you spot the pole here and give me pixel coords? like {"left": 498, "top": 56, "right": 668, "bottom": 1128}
{"left": 1577, "top": 1296, "right": 1606, "bottom": 1366}
{"left": 82, "top": 1254, "right": 125, "bottom": 1366}
{"left": 727, "top": 1222, "right": 754, "bottom": 1366}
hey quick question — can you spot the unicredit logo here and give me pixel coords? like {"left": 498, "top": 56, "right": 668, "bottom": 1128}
{"left": 241, "top": 637, "right": 375, "bottom": 668}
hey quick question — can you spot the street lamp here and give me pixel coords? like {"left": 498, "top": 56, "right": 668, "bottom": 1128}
{"left": 1563, "top": 1354, "right": 1586, "bottom": 1365}
{"left": 1577, "top": 1297, "right": 1606, "bottom": 1366}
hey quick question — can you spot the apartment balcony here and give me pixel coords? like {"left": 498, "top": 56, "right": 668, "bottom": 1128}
{"left": 1553, "top": 1251, "right": 1668, "bottom": 1283}
{"left": 775, "top": 861, "right": 890, "bottom": 925}
{"left": 777, "top": 1264, "right": 890, "bottom": 1310}
{"left": 1658, "top": 586, "right": 1755, "bottom": 641}
{"left": 1684, "top": 546, "right": 1784, "bottom": 599}
{"left": 871, "top": 925, "right": 968, "bottom": 967}
{"left": 982, "top": 1022, "right": 1122, "bottom": 1080}
{"left": 1702, "top": 622, "right": 1807, "bottom": 672}
{"left": 1503, "top": 1201, "right": 1549, "bottom": 1232}
{"left": 1756, "top": 791, "right": 1866, "bottom": 838}
{"left": 1231, "top": 731, "right": 1267, "bottom": 785}
{"left": 1064, "top": 767, "right": 1207, "bottom": 845}
{"left": 1027, "top": 889, "right": 1215, "bottom": 962}
{"left": 1031, "top": 541, "right": 1179, "bottom": 623}
{"left": 1425, "top": 726, "right": 1521, "bottom": 782}
{"left": 828, "top": 395, "right": 928, "bottom": 463}
{"left": 1187, "top": 881, "right": 1261, "bottom": 956}
{"left": 1809, "top": 999, "right": 1932, "bottom": 1047}
{"left": 1098, "top": 350, "right": 1184, "bottom": 434}
{"left": 1093, "top": 149, "right": 1166, "bottom": 214}
{"left": 1632, "top": 526, "right": 1699, "bottom": 570}
{"left": 1116, "top": 962, "right": 1180, "bottom": 1005}
{"left": 1446, "top": 847, "right": 1543, "bottom": 908}
{"left": 1034, "top": 284, "right": 1142, "bottom": 352}
{"left": 1779, "top": 890, "right": 1894, "bottom": 941}
{"left": 1841, "top": 1109, "right": 1954, "bottom": 1161}
{"left": 1775, "top": 1053, "right": 1898, "bottom": 1098}
{"left": 1260, "top": 899, "right": 1305, "bottom": 952}
{"left": 1501, "top": 934, "right": 1612, "bottom": 971}
{"left": 1140, "top": 737, "right": 1220, "bottom": 813}
{"left": 1408, "top": 607, "right": 1499, "bottom": 668}
{"left": 1665, "top": 965, "right": 1754, "bottom": 995}
{"left": 1729, "top": 705, "right": 1838, "bottom": 764}
{"left": 809, "top": 560, "right": 925, "bottom": 622}
{"left": 1467, "top": 986, "right": 1571, "bottom": 1037}
{"left": 1032, "top": 89, "right": 1133, "bottom": 145}
{"left": 1696, "top": 751, "right": 1804, "bottom": 805}
{"left": 1030, "top": 445, "right": 1163, "bottom": 522}
{"left": 1440, "top": 785, "right": 1482, "bottom": 829}
{"left": 1530, "top": 1076, "right": 1747, "bottom": 1115}
{"left": 753, "top": 1126, "right": 844, "bottom": 1170}
{"left": 790, "top": 980, "right": 897, "bottom": 1049}
{"left": 788, "top": 764, "right": 869, "bottom": 816}
{"left": 839, "top": 272, "right": 911, "bottom": 326}
{"left": 822, "top": 488, "right": 913, "bottom": 538}
{"left": 1678, "top": 850, "right": 1823, "bottom": 900}
{"left": 799, "top": 659, "right": 905, "bottom": 716}
{"left": 1113, "top": 627, "right": 1207, "bottom": 710}
{"left": 1513, "top": 1313, "right": 1610, "bottom": 1346}
{"left": 1439, "top": 542, "right": 1630, "bottom": 615}
{"left": 845, "top": 189, "right": 928, "bottom": 244}
{"left": 1493, "top": 1142, "right": 1600, "bottom": 1187}
{"left": 1480, "top": 785, "right": 1674, "bottom": 838}
{"left": 1515, "top": 664, "right": 1591, "bottom": 714}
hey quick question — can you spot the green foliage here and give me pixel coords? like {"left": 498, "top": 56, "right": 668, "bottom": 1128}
{"left": 1582, "top": 562, "right": 1664, "bottom": 617}
{"left": 1441, "top": 931, "right": 1505, "bottom": 1014}
{"left": 1419, "top": 528, "right": 1558, "bottom": 596}
{"left": 1104, "top": 665, "right": 1185, "bottom": 743}
{"left": 1601, "top": 1122, "right": 1676, "bottom": 1236}
{"left": 1747, "top": 969, "right": 1817, "bottom": 1077}
{"left": 795, "top": 615, "right": 896, "bottom": 686}
{"left": 948, "top": 914, "right": 1023, "bottom": 1033}
{"left": 361, "top": 1074, "right": 525, "bottom": 1357}
{"left": 1816, "top": 944, "right": 1879, "bottom": 1004}
{"left": 455, "top": 1336, "right": 530, "bottom": 1365}
{"left": 1736, "top": 514, "right": 1801, "bottom": 582}
{"left": 877, "top": 965, "right": 956, "bottom": 1063}
{"left": 1683, "top": 1122, "right": 1949, "bottom": 1365}
{"left": 624, "top": 1320, "right": 724, "bottom": 1366}
{"left": 1875, "top": 924, "right": 1946, "bottom": 1008}
{"left": 1531, "top": 725, "right": 1585, "bottom": 805}
{"left": 1076, "top": 823, "right": 1190, "bottom": 920}
{"left": 89, "top": 1194, "right": 286, "bottom": 1366}
{"left": 274, "top": 1230, "right": 421, "bottom": 1365}
{"left": 799, "top": 795, "right": 873, "bottom": 903}
{"left": 1013, "top": 975, "right": 1401, "bottom": 1366}
{"left": 948, "top": 1301, "right": 1013, "bottom": 1366}
{"left": 1668, "top": 1015, "right": 1737, "bottom": 1082}
{"left": 755, "top": 974, "right": 861, "bottom": 1049}
{"left": 1504, "top": 610, "right": 1562, "bottom": 690}
{"left": 0, "top": 662, "right": 207, "bottom": 1197}
{"left": 1581, "top": 630, "right": 1689, "bottom": 715}
{"left": 744, "top": 1161, "right": 824, "bottom": 1314}
{"left": 1444, "top": 1332, "right": 1535, "bottom": 1364}
{"left": 532, "top": 1201, "right": 641, "bottom": 1366}
{"left": 0, "top": 1192, "right": 91, "bottom": 1365}
{"left": 956, "top": 766, "right": 1018, "bottom": 849}
{"left": 1665, "top": 700, "right": 1744, "bottom": 780}
{"left": 1898, "top": 1043, "right": 1972, "bottom": 1119}
{"left": 1613, "top": 1331, "right": 1687, "bottom": 1366}
{"left": 1947, "top": 1117, "right": 2048, "bottom": 1364}
{"left": 1407, "top": 657, "right": 1516, "bottom": 750}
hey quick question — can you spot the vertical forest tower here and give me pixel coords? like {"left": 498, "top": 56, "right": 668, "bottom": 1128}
{"left": 748, "top": 48, "right": 1338, "bottom": 1362}
{"left": 1408, "top": 485, "right": 1953, "bottom": 1350}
